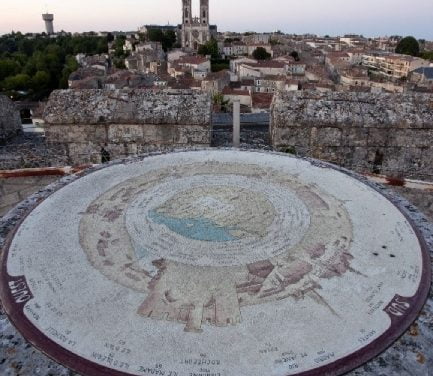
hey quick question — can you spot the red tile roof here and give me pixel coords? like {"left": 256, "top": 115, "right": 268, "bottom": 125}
{"left": 178, "top": 55, "right": 209, "bottom": 65}
{"left": 246, "top": 61, "right": 286, "bottom": 68}
{"left": 222, "top": 87, "right": 250, "bottom": 96}
{"left": 252, "top": 93, "right": 274, "bottom": 109}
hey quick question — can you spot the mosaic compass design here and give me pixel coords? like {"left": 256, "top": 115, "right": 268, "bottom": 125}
{"left": 0, "top": 150, "right": 430, "bottom": 376}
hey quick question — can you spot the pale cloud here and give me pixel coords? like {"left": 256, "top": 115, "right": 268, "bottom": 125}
{"left": 0, "top": 0, "right": 432, "bottom": 39}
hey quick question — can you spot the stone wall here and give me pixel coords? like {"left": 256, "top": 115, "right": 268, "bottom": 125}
{"left": 0, "top": 176, "right": 59, "bottom": 217}
{"left": 0, "top": 95, "right": 21, "bottom": 143}
{"left": 271, "top": 91, "right": 433, "bottom": 180}
{"left": 43, "top": 89, "right": 212, "bottom": 165}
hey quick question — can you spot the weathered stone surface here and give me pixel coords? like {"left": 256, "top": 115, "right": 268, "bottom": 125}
{"left": 271, "top": 91, "right": 433, "bottom": 180}
{"left": 43, "top": 90, "right": 212, "bottom": 164}
{"left": 0, "top": 134, "right": 69, "bottom": 170}
{"left": 44, "top": 89, "right": 211, "bottom": 126}
{"left": 0, "top": 95, "right": 21, "bottom": 143}
{"left": 0, "top": 176, "right": 59, "bottom": 217}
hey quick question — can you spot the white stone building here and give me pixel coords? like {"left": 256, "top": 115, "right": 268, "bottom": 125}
{"left": 222, "top": 87, "right": 252, "bottom": 107}
{"left": 239, "top": 61, "right": 288, "bottom": 79}
{"left": 362, "top": 54, "right": 430, "bottom": 79}
{"left": 230, "top": 57, "right": 257, "bottom": 75}
{"left": 223, "top": 42, "right": 248, "bottom": 57}
{"left": 168, "top": 55, "right": 211, "bottom": 79}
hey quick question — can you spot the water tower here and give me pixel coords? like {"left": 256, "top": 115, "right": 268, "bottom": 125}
{"left": 42, "top": 13, "right": 54, "bottom": 34}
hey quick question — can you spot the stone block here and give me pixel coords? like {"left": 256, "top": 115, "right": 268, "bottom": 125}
{"left": 105, "top": 143, "right": 127, "bottom": 159}
{"left": 0, "top": 191, "right": 20, "bottom": 207}
{"left": 310, "top": 146, "right": 347, "bottom": 165}
{"left": 381, "top": 147, "right": 424, "bottom": 176}
{"left": 390, "top": 129, "right": 433, "bottom": 148}
{"left": 314, "top": 128, "right": 342, "bottom": 147}
{"left": 43, "top": 90, "right": 212, "bottom": 164}
{"left": 0, "top": 95, "right": 22, "bottom": 142}
{"left": 367, "top": 128, "right": 392, "bottom": 147}
{"left": 178, "top": 125, "right": 211, "bottom": 145}
{"left": 0, "top": 203, "right": 16, "bottom": 217}
{"left": 108, "top": 124, "right": 144, "bottom": 143}
{"left": 271, "top": 91, "right": 433, "bottom": 131}
{"left": 68, "top": 142, "right": 100, "bottom": 165}
{"left": 18, "top": 187, "right": 45, "bottom": 200}
{"left": 44, "top": 89, "right": 211, "bottom": 126}
{"left": 342, "top": 128, "right": 369, "bottom": 147}
{"left": 46, "top": 124, "right": 107, "bottom": 144}
{"left": 152, "top": 124, "right": 178, "bottom": 145}
{"left": 272, "top": 128, "right": 310, "bottom": 147}
{"left": 125, "top": 143, "right": 138, "bottom": 156}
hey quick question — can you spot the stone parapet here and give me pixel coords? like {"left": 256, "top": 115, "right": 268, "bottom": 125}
{"left": 43, "top": 89, "right": 212, "bottom": 164}
{"left": 0, "top": 95, "right": 22, "bottom": 143}
{"left": 271, "top": 91, "right": 433, "bottom": 180}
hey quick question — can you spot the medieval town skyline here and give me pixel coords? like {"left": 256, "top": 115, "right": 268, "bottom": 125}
{"left": 1, "top": 0, "right": 433, "bottom": 39}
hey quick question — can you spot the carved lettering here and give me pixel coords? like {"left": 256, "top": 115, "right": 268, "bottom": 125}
{"left": 8, "top": 276, "right": 33, "bottom": 305}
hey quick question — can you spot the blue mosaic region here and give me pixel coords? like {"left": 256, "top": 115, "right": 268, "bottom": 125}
{"left": 149, "top": 210, "right": 237, "bottom": 242}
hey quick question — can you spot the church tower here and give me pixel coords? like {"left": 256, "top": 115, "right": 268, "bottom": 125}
{"left": 182, "top": 0, "right": 192, "bottom": 25}
{"left": 181, "top": 0, "right": 211, "bottom": 50}
{"left": 200, "top": 0, "right": 209, "bottom": 25}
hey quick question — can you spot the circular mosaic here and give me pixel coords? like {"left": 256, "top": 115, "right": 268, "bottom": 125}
{"left": 0, "top": 150, "right": 430, "bottom": 376}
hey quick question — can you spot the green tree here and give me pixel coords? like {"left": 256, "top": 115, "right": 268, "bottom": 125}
{"left": 31, "top": 70, "right": 51, "bottom": 92}
{"left": 107, "top": 33, "right": 115, "bottom": 43}
{"left": 421, "top": 51, "right": 433, "bottom": 61}
{"left": 252, "top": 47, "right": 271, "bottom": 60}
{"left": 147, "top": 29, "right": 177, "bottom": 51}
{"left": 113, "top": 35, "right": 126, "bottom": 57}
{"left": 396, "top": 36, "right": 420, "bottom": 56}
{"left": 211, "top": 60, "right": 230, "bottom": 72}
{"left": 290, "top": 51, "right": 300, "bottom": 61}
{"left": 198, "top": 38, "right": 219, "bottom": 59}
{"left": 213, "top": 92, "right": 229, "bottom": 112}
{"left": 0, "top": 33, "right": 109, "bottom": 99}
{"left": 147, "top": 29, "right": 164, "bottom": 43}
{"left": 96, "top": 38, "right": 108, "bottom": 54}
{"left": 3, "top": 73, "right": 31, "bottom": 91}
{"left": 18, "top": 38, "right": 35, "bottom": 56}
{"left": 113, "top": 58, "right": 126, "bottom": 69}
{"left": 59, "top": 55, "right": 79, "bottom": 88}
{"left": 0, "top": 59, "right": 20, "bottom": 81}
{"left": 161, "top": 30, "right": 177, "bottom": 51}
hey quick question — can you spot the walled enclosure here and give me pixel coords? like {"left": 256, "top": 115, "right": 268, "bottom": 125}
{"left": 0, "top": 95, "right": 21, "bottom": 143}
{"left": 44, "top": 89, "right": 212, "bottom": 165}
{"left": 271, "top": 91, "right": 433, "bottom": 180}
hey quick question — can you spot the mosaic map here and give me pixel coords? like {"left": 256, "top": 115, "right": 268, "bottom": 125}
{"left": 0, "top": 150, "right": 430, "bottom": 376}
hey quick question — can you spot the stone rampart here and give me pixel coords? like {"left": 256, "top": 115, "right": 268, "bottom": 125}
{"left": 271, "top": 91, "right": 433, "bottom": 180}
{"left": 0, "top": 95, "right": 21, "bottom": 143}
{"left": 44, "top": 89, "right": 212, "bottom": 164}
